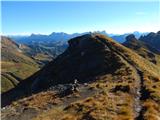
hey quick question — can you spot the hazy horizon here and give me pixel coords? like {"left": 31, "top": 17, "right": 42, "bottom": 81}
{"left": 3, "top": 30, "right": 157, "bottom": 37}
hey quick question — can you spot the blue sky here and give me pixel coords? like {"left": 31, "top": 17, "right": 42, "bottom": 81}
{"left": 1, "top": 1, "right": 160, "bottom": 35}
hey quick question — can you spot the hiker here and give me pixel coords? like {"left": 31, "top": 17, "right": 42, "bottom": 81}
{"left": 71, "top": 79, "right": 79, "bottom": 92}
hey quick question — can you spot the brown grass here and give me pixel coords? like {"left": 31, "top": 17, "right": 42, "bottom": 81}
{"left": 12, "top": 91, "right": 61, "bottom": 110}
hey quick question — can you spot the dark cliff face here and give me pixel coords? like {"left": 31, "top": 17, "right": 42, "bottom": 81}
{"left": 125, "top": 34, "right": 136, "bottom": 41}
{"left": 31, "top": 34, "right": 124, "bottom": 92}
{"left": 139, "top": 31, "right": 160, "bottom": 51}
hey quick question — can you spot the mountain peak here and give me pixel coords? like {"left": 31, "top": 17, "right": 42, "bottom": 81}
{"left": 126, "top": 34, "right": 136, "bottom": 41}
{"left": 157, "top": 31, "right": 160, "bottom": 34}
{"left": 49, "top": 32, "right": 67, "bottom": 36}
{"left": 27, "top": 33, "right": 123, "bottom": 92}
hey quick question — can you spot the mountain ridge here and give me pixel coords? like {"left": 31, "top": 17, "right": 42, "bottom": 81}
{"left": 9, "top": 31, "right": 147, "bottom": 44}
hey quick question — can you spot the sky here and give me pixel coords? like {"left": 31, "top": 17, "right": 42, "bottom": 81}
{"left": 1, "top": 1, "right": 160, "bottom": 35}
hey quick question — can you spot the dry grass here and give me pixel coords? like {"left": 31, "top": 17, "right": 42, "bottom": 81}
{"left": 12, "top": 91, "right": 61, "bottom": 110}
{"left": 142, "top": 99, "right": 160, "bottom": 120}
{"left": 1, "top": 62, "right": 40, "bottom": 93}
{"left": 63, "top": 91, "right": 134, "bottom": 120}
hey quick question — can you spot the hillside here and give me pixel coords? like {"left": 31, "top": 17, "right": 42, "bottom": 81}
{"left": 2, "top": 33, "right": 160, "bottom": 120}
{"left": 1, "top": 36, "right": 40, "bottom": 93}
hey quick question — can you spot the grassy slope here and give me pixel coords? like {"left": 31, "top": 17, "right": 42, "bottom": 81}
{"left": 1, "top": 37, "right": 40, "bottom": 93}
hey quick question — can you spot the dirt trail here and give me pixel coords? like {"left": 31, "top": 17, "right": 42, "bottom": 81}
{"left": 114, "top": 52, "right": 144, "bottom": 119}
{"left": 99, "top": 38, "right": 143, "bottom": 118}
{"left": 115, "top": 53, "right": 142, "bottom": 118}
{"left": 114, "top": 52, "right": 143, "bottom": 118}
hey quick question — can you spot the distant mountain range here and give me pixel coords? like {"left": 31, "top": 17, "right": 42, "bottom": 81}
{"left": 9, "top": 32, "right": 87, "bottom": 45}
{"left": 9, "top": 31, "right": 148, "bottom": 44}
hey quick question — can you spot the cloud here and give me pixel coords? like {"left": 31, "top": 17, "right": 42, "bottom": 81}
{"left": 135, "top": 12, "right": 147, "bottom": 15}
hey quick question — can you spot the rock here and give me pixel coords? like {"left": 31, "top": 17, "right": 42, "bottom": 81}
{"left": 111, "top": 85, "right": 130, "bottom": 93}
